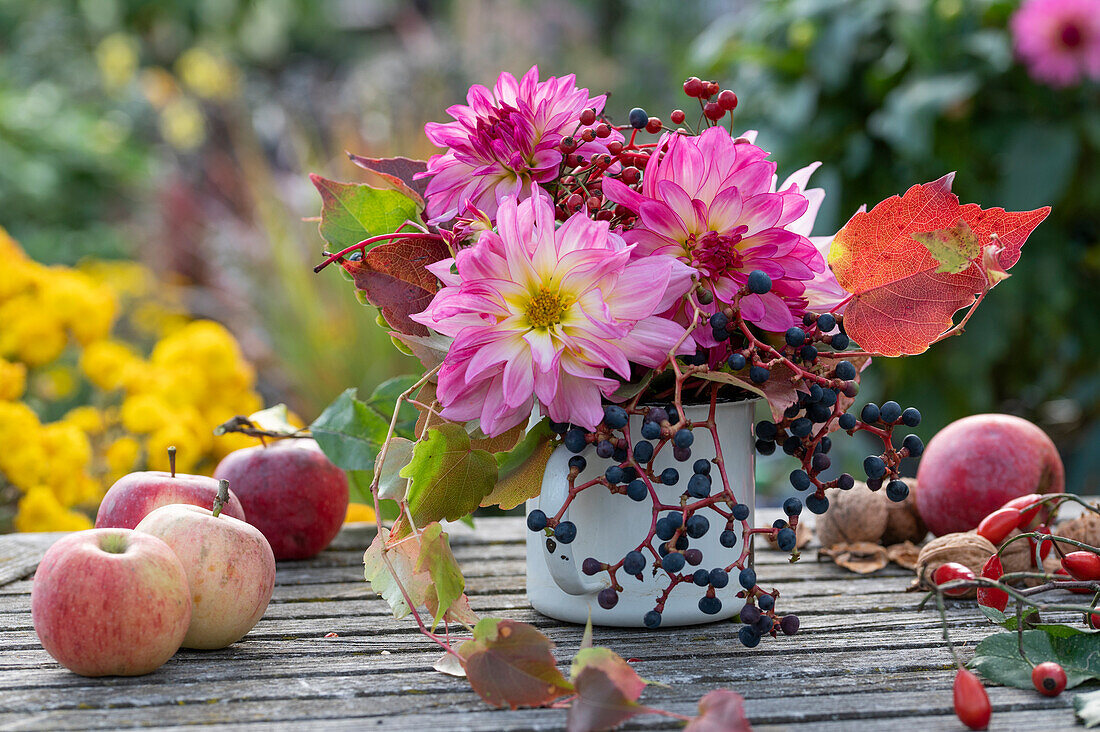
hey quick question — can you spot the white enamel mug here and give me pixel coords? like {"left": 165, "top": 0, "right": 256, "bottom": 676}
{"left": 525, "top": 400, "right": 757, "bottom": 627}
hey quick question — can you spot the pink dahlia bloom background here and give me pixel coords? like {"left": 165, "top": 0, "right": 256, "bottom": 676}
{"left": 1011, "top": 0, "right": 1100, "bottom": 87}
{"left": 412, "top": 191, "right": 694, "bottom": 436}
{"left": 419, "top": 66, "right": 621, "bottom": 224}
{"left": 603, "top": 126, "right": 827, "bottom": 336}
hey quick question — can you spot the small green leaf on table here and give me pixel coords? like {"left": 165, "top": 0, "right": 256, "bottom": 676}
{"left": 968, "top": 628, "right": 1100, "bottom": 690}
{"left": 685, "top": 689, "right": 752, "bottom": 732}
{"left": 362, "top": 528, "right": 430, "bottom": 619}
{"left": 401, "top": 423, "right": 498, "bottom": 525}
{"left": 310, "top": 388, "right": 390, "bottom": 472}
{"left": 458, "top": 618, "right": 573, "bottom": 709}
{"left": 415, "top": 522, "right": 465, "bottom": 629}
{"left": 310, "top": 175, "right": 421, "bottom": 252}
{"left": 567, "top": 647, "right": 648, "bottom": 732}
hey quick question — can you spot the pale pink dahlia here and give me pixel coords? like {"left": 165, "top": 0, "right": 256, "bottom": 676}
{"left": 419, "top": 66, "right": 621, "bottom": 224}
{"left": 1011, "top": 0, "right": 1100, "bottom": 87}
{"left": 412, "top": 192, "right": 694, "bottom": 436}
{"left": 603, "top": 127, "right": 827, "bottom": 335}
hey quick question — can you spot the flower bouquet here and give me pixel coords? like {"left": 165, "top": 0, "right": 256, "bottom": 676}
{"left": 301, "top": 67, "right": 1048, "bottom": 717}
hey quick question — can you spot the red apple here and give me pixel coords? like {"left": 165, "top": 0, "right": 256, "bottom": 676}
{"left": 96, "top": 449, "right": 246, "bottom": 529}
{"left": 31, "top": 529, "right": 191, "bottom": 676}
{"left": 214, "top": 439, "right": 348, "bottom": 560}
{"left": 915, "top": 414, "right": 1064, "bottom": 536}
{"left": 135, "top": 481, "right": 276, "bottom": 649}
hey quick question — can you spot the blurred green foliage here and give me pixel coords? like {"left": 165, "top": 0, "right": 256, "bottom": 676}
{"left": 692, "top": 0, "right": 1100, "bottom": 492}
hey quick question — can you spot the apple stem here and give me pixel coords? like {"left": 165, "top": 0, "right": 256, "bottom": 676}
{"left": 168, "top": 446, "right": 177, "bottom": 478}
{"left": 213, "top": 479, "right": 230, "bottom": 518}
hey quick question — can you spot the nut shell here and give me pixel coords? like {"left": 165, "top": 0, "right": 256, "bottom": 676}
{"left": 815, "top": 482, "right": 888, "bottom": 548}
{"left": 1054, "top": 511, "right": 1100, "bottom": 549}
{"left": 914, "top": 531, "right": 996, "bottom": 598}
{"left": 882, "top": 480, "right": 928, "bottom": 545}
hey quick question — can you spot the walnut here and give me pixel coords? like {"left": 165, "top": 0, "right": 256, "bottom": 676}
{"left": 1054, "top": 511, "right": 1100, "bottom": 549}
{"left": 914, "top": 531, "right": 996, "bottom": 598}
{"left": 1000, "top": 528, "right": 1035, "bottom": 575}
{"left": 815, "top": 482, "right": 888, "bottom": 549}
{"left": 881, "top": 480, "right": 928, "bottom": 545}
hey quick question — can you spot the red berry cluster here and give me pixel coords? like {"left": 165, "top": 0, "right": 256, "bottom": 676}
{"left": 683, "top": 76, "right": 738, "bottom": 123}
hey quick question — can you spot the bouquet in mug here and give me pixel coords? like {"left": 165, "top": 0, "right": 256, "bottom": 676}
{"left": 299, "top": 68, "right": 1048, "bottom": 720}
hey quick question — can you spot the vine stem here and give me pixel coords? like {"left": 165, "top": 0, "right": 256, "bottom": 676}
{"left": 313, "top": 231, "right": 444, "bottom": 273}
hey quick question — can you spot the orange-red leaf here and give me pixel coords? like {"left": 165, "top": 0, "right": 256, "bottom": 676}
{"left": 567, "top": 647, "right": 648, "bottom": 731}
{"left": 685, "top": 689, "right": 753, "bottom": 732}
{"left": 459, "top": 619, "right": 573, "bottom": 709}
{"left": 340, "top": 235, "right": 449, "bottom": 336}
{"left": 827, "top": 174, "right": 1049, "bottom": 356}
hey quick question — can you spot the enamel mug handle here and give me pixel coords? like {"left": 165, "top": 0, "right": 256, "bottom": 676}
{"left": 538, "top": 446, "right": 606, "bottom": 596}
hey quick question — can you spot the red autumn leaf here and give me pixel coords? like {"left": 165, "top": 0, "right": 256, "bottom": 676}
{"left": 827, "top": 173, "right": 1050, "bottom": 356}
{"left": 566, "top": 647, "right": 648, "bottom": 732}
{"left": 684, "top": 689, "right": 753, "bottom": 732}
{"left": 458, "top": 618, "right": 573, "bottom": 709}
{"left": 340, "top": 235, "right": 450, "bottom": 336}
{"left": 348, "top": 153, "right": 429, "bottom": 206}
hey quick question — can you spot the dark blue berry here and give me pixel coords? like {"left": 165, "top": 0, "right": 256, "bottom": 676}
{"left": 756, "top": 439, "right": 776, "bottom": 455}
{"left": 807, "top": 402, "right": 833, "bottom": 423}
{"left": 727, "top": 352, "right": 747, "bottom": 370}
{"left": 755, "top": 421, "right": 777, "bottom": 442}
{"left": 687, "top": 473, "right": 711, "bottom": 498}
{"left": 605, "top": 465, "right": 624, "bottom": 484}
{"left": 628, "top": 107, "right": 649, "bottom": 129}
{"left": 861, "top": 403, "right": 880, "bottom": 424}
{"left": 655, "top": 517, "right": 675, "bottom": 541}
{"left": 603, "top": 405, "right": 628, "bottom": 429}
{"left": 838, "top": 413, "right": 857, "bottom": 430}
{"left": 785, "top": 327, "right": 806, "bottom": 347}
{"left": 782, "top": 436, "right": 802, "bottom": 455}
{"left": 555, "top": 521, "right": 577, "bottom": 543}
{"left": 784, "top": 404, "right": 801, "bottom": 419}
{"left": 626, "top": 479, "right": 648, "bottom": 501}
{"left": 776, "top": 527, "right": 797, "bottom": 552}
{"left": 720, "top": 530, "right": 738, "bottom": 548}
{"left": 699, "top": 596, "right": 723, "bottom": 615}
{"left": 674, "top": 535, "right": 689, "bottom": 550}
{"left": 901, "top": 407, "right": 921, "bottom": 427}
{"left": 582, "top": 557, "right": 602, "bottom": 575}
{"left": 623, "top": 550, "right": 646, "bottom": 574}
{"left": 749, "top": 365, "right": 770, "bottom": 384}
{"left": 526, "top": 509, "right": 548, "bottom": 531}
{"left": 819, "top": 388, "right": 837, "bottom": 407}
{"left": 564, "top": 429, "right": 588, "bottom": 453}
{"left": 811, "top": 453, "right": 831, "bottom": 472}
{"left": 780, "top": 614, "right": 800, "bottom": 635}
{"left": 595, "top": 439, "right": 614, "bottom": 458}
{"left": 817, "top": 313, "right": 837, "bottom": 331}
{"left": 709, "top": 312, "right": 729, "bottom": 330}
{"left": 549, "top": 420, "right": 569, "bottom": 434}
{"left": 747, "top": 270, "right": 772, "bottom": 294}
{"left": 613, "top": 445, "right": 628, "bottom": 463}
{"left": 818, "top": 436, "right": 832, "bottom": 453}
{"left": 693, "top": 459, "right": 711, "bottom": 475}
{"left": 803, "top": 312, "right": 818, "bottom": 327}
{"left": 621, "top": 466, "right": 638, "bottom": 482}
{"left": 738, "top": 626, "right": 762, "bottom": 647}
{"left": 903, "top": 434, "right": 924, "bottom": 457}
{"left": 886, "top": 479, "right": 909, "bottom": 502}
{"left": 693, "top": 568, "right": 710, "bottom": 586}
{"left": 772, "top": 518, "right": 787, "bottom": 530}
{"left": 738, "top": 567, "right": 757, "bottom": 590}
{"left": 673, "top": 445, "right": 692, "bottom": 462}
{"left": 805, "top": 493, "right": 829, "bottom": 514}
{"left": 673, "top": 428, "right": 694, "bottom": 448}
{"left": 568, "top": 455, "right": 587, "bottom": 472}
{"left": 807, "top": 383, "right": 823, "bottom": 403}
{"left": 831, "top": 333, "right": 850, "bottom": 350}
{"left": 597, "top": 587, "right": 618, "bottom": 609}
{"left": 712, "top": 328, "right": 730, "bottom": 341}
{"left": 641, "top": 421, "right": 661, "bottom": 440}
{"left": 753, "top": 614, "right": 775, "bottom": 635}
{"left": 799, "top": 344, "right": 818, "bottom": 361}
{"left": 837, "top": 473, "right": 855, "bottom": 490}
{"left": 863, "top": 455, "right": 886, "bottom": 480}
{"left": 709, "top": 568, "right": 729, "bottom": 588}
{"left": 662, "top": 552, "right": 685, "bottom": 573}
{"left": 685, "top": 547, "right": 703, "bottom": 566}
{"left": 783, "top": 497, "right": 803, "bottom": 516}
{"left": 660, "top": 468, "right": 679, "bottom": 485}
{"left": 758, "top": 593, "right": 775, "bottom": 612}
{"left": 879, "top": 401, "right": 902, "bottom": 424}
{"left": 657, "top": 542, "right": 671, "bottom": 557}
{"left": 646, "top": 407, "right": 668, "bottom": 424}
{"left": 740, "top": 604, "right": 761, "bottom": 625}
{"left": 732, "top": 503, "right": 750, "bottom": 521}
{"left": 867, "top": 477, "right": 883, "bottom": 491}
{"left": 686, "top": 514, "right": 710, "bottom": 538}
{"left": 644, "top": 610, "right": 662, "bottom": 628}
{"left": 790, "top": 418, "right": 812, "bottom": 438}
{"left": 835, "top": 360, "right": 856, "bottom": 380}
{"left": 790, "top": 469, "right": 811, "bottom": 491}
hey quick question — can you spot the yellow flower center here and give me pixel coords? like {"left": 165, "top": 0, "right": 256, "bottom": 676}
{"left": 525, "top": 288, "right": 568, "bottom": 329}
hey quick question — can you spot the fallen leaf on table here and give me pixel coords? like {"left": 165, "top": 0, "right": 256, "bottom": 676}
{"left": 887, "top": 541, "right": 921, "bottom": 570}
{"left": 819, "top": 542, "right": 889, "bottom": 574}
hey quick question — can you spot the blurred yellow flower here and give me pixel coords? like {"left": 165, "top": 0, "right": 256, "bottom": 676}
{"left": 176, "top": 47, "right": 239, "bottom": 101}
{"left": 159, "top": 97, "right": 206, "bottom": 150}
{"left": 63, "top": 406, "right": 106, "bottom": 435}
{"left": 344, "top": 503, "right": 377, "bottom": 524}
{"left": 15, "top": 487, "right": 93, "bottom": 532}
{"left": 32, "top": 365, "right": 78, "bottom": 401}
{"left": 120, "top": 393, "right": 174, "bottom": 434}
{"left": 0, "top": 358, "right": 27, "bottom": 401}
{"left": 95, "top": 33, "right": 139, "bottom": 93}
{"left": 140, "top": 67, "right": 179, "bottom": 110}
{"left": 80, "top": 340, "right": 143, "bottom": 391}
{"left": 105, "top": 436, "right": 141, "bottom": 477}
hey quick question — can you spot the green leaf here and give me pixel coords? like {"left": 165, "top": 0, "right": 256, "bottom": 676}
{"left": 979, "top": 605, "right": 1008, "bottom": 625}
{"left": 459, "top": 618, "right": 573, "bottom": 709}
{"left": 367, "top": 375, "right": 420, "bottom": 438}
{"left": 912, "top": 220, "right": 980, "bottom": 274}
{"left": 310, "top": 175, "right": 420, "bottom": 252}
{"left": 415, "top": 522, "right": 465, "bottom": 629}
{"left": 481, "top": 420, "right": 555, "bottom": 510}
{"left": 968, "top": 629, "right": 1100, "bottom": 690}
{"left": 1076, "top": 689, "right": 1100, "bottom": 727}
{"left": 567, "top": 647, "right": 648, "bottom": 732}
{"left": 401, "top": 423, "right": 498, "bottom": 525}
{"left": 376, "top": 437, "right": 415, "bottom": 502}
{"left": 310, "top": 388, "right": 391, "bottom": 471}
{"left": 362, "top": 528, "right": 430, "bottom": 619}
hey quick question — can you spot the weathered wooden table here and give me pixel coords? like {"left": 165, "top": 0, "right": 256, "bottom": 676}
{"left": 0, "top": 512, "right": 1079, "bottom": 730}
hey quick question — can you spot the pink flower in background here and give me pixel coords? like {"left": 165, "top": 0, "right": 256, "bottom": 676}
{"left": 419, "top": 66, "right": 620, "bottom": 224}
{"left": 603, "top": 127, "right": 826, "bottom": 335}
{"left": 1011, "top": 0, "right": 1100, "bottom": 87}
{"left": 412, "top": 192, "right": 694, "bottom": 436}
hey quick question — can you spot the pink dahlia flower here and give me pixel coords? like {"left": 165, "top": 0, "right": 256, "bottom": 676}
{"left": 1011, "top": 0, "right": 1100, "bottom": 87}
{"left": 603, "top": 127, "right": 827, "bottom": 335}
{"left": 412, "top": 191, "right": 694, "bottom": 436}
{"left": 419, "top": 66, "right": 620, "bottom": 224}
